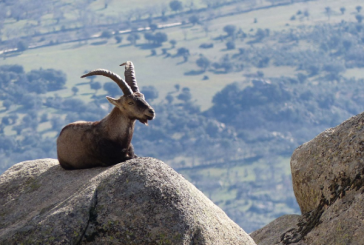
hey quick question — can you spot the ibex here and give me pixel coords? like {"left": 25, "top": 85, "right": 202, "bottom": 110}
{"left": 57, "top": 61, "right": 155, "bottom": 169}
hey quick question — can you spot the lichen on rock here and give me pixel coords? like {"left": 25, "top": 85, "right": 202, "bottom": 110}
{"left": 251, "top": 112, "right": 364, "bottom": 245}
{"left": 0, "top": 157, "right": 255, "bottom": 245}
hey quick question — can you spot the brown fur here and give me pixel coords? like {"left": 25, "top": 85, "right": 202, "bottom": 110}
{"left": 57, "top": 94, "right": 154, "bottom": 169}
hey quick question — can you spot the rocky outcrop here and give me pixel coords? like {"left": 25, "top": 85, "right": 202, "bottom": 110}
{"left": 251, "top": 112, "right": 364, "bottom": 245}
{"left": 250, "top": 215, "right": 301, "bottom": 245}
{"left": 0, "top": 157, "right": 255, "bottom": 245}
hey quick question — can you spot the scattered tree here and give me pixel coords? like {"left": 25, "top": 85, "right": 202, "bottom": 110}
{"left": 3, "top": 100, "right": 11, "bottom": 110}
{"left": 177, "top": 87, "right": 192, "bottom": 102}
{"left": 325, "top": 7, "right": 331, "bottom": 20}
{"left": 202, "top": 21, "right": 211, "bottom": 36}
{"left": 176, "top": 47, "right": 190, "bottom": 62}
{"left": 90, "top": 81, "right": 101, "bottom": 94}
{"left": 340, "top": 7, "right": 346, "bottom": 15}
{"left": 169, "top": 39, "right": 176, "bottom": 48}
{"left": 356, "top": 6, "right": 362, "bottom": 13}
{"left": 104, "top": 0, "right": 113, "bottom": 8}
{"left": 149, "top": 23, "right": 158, "bottom": 31}
{"left": 100, "top": 30, "right": 113, "bottom": 39}
{"left": 114, "top": 35, "right": 122, "bottom": 44}
{"left": 144, "top": 32, "right": 168, "bottom": 46}
{"left": 153, "top": 32, "right": 168, "bottom": 45}
{"left": 189, "top": 15, "right": 199, "bottom": 25}
{"left": 199, "top": 43, "right": 213, "bottom": 49}
{"left": 127, "top": 33, "right": 140, "bottom": 45}
{"left": 50, "top": 116, "right": 64, "bottom": 131}
{"left": 141, "top": 86, "right": 159, "bottom": 101}
{"left": 166, "top": 94, "right": 174, "bottom": 104}
{"left": 169, "top": 0, "right": 183, "bottom": 13}
{"left": 196, "top": 55, "right": 211, "bottom": 71}
{"left": 17, "top": 40, "right": 28, "bottom": 52}
{"left": 223, "top": 25, "right": 237, "bottom": 37}
{"left": 226, "top": 41, "right": 235, "bottom": 50}
{"left": 356, "top": 14, "right": 363, "bottom": 23}
{"left": 40, "top": 113, "right": 48, "bottom": 123}
{"left": 144, "top": 32, "right": 154, "bottom": 43}
{"left": 103, "top": 82, "right": 120, "bottom": 97}
{"left": 72, "top": 86, "right": 79, "bottom": 96}
{"left": 303, "top": 10, "right": 309, "bottom": 19}
{"left": 175, "top": 84, "right": 180, "bottom": 91}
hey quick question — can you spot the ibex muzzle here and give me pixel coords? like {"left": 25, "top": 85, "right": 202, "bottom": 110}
{"left": 57, "top": 61, "right": 155, "bottom": 169}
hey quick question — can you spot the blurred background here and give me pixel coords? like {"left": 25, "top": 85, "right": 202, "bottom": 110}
{"left": 0, "top": 0, "right": 363, "bottom": 232}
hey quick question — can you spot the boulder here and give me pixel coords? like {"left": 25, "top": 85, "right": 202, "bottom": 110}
{"left": 251, "top": 112, "right": 364, "bottom": 244}
{"left": 250, "top": 215, "right": 300, "bottom": 245}
{"left": 0, "top": 157, "right": 256, "bottom": 245}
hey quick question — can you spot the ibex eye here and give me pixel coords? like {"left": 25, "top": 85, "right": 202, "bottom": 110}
{"left": 128, "top": 102, "right": 134, "bottom": 105}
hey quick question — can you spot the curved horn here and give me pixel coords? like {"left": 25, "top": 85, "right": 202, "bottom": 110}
{"left": 81, "top": 69, "right": 133, "bottom": 95}
{"left": 120, "top": 61, "right": 139, "bottom": 93}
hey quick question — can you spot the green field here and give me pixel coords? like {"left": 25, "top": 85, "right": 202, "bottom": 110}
{"left": 2, "top": 0, "right": 362, "bottom": 110}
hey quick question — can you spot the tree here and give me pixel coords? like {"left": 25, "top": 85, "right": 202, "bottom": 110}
{"left": 189, "top": 15, "right": 199, "bottom": 25}
{"left": 149, "top": 23, "right": 158, "bottom": 32}
{"left": 169, "top": 39, "right": 176, "bottom": 48}
{"left": 356, "top": 6, "right": 362, "bottom": 13}
{"left": 104, "top": 0, "right": 113, "bottom": 9}
{"left": 303, "top": 10, "right": 309, "bottom": 19}
{"left": 3, "top": 99, "right": 11, "bottom": 110}
{"left": 223, "top": 25, "right": 237, "bottom": 37}
{"left": 176, "top": 47, "right": 190, "bottom": 62}
{"left": 72, "top": 86, "right": 79, "bottom": 96}
{"left": 325, "top": 7, "right": 331, "bottom": 20}
{"left": 356, "top": 14, "right": 363, "bottom": 23}
{"left": 21, "top": 93, "right": 42, "bottom": 109}
{"left": 169, "top": 0, "right": 183, "bottom": 13}
{"left": 17, "top": 40, "right": 28, "bottom": 52}
{"left": 202, "top": 21, "right": 211, "bottom": 36}
{"left": 127, "top": 33, "right": 140, "bottom": 45}
{"left": 103, "top": 82, "right": 120, "bottom": 97}
{"left": 100, "top": 30, "right": 113, "bottom": 39}
{"left": 226, "top": 41, "right": 235, "bottom": 50}
{"left": 90, "top": 81, "right": 101, "bottom": 94}
{"left": 27, "top": 68, "right": 67, "bottom": 91}
{"left": 144, "top": 32, "right": 154, "bottom": 43}
{"left": 196, "top": 55, "right": 211, "bottom": 71}
{"left": 114, "top": 35, "right": 122, "bottom": 44}
{"left": 40, "top": 113, "right": 48, "bottom": 123}
{"left": 166, "top": 94, "right": 174, "bottom": 104}
{"left": 50, "top": 116, "right": 64, "bottom": 131}
{"left": 159, "top": 3, "right": 168, "bottom": 17}
{"left": 340, "top": 7, "right": 346, "bottom": 15}
{"left": 153, "top": 32, "right": 168, "bottom": 45}
{"left": 177, "top": 87, "right": 192, "bottom": 102}
{"left": 141, "top": 86, "right": 159, "bottom": 101}
{"left": 175, "top": 84, "right": 180, "bottom": 91}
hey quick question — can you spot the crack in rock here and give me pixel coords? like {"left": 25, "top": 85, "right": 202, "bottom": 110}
{"left": 76, "top": 190, "right": 98, "bottom": 245}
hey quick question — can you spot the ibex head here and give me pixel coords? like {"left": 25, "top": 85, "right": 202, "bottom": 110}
{"left": 81, "top": 61, "right": 155, "bottom": 125}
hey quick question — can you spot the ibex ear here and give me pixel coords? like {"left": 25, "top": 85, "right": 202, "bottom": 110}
{"left": 106, "top": 96, "right": 118, "bottom": 106}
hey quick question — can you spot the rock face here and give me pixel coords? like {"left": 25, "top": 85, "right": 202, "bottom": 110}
{"left": 0, "top": 157, "right": 255, "bottom": 245}
{"left": 251, "top": 112, "right": 364, "bottom": 245}
{"left": 250, "top": 215, "right": 301, "bottom": 245}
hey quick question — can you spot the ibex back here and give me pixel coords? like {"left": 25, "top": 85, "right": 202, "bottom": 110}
{"left": 57, "top": 61, "right": 155, "bottom": 169}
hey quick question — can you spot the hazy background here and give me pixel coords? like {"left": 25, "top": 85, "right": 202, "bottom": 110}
{"left": 0, "top": 0, "right": 363, "bottom": 232}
